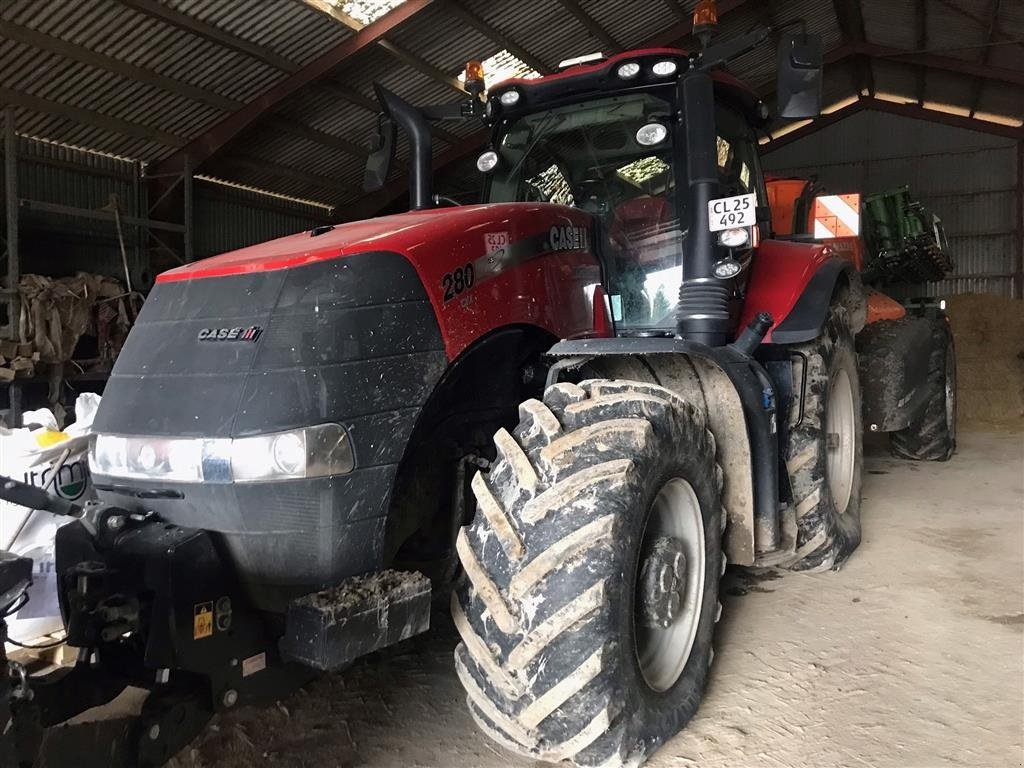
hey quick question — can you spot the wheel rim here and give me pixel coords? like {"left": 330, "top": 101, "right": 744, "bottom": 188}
{"left": 825, "top": 367, "right": 856, "bottom": 514}
{"left": 634, "top": 478, "right": 705, "bottom": 692}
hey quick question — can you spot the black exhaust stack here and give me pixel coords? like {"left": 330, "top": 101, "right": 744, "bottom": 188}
{"left": 675, "top": 69, "right": 731, "bottom": 346}
{"left": 365, "top": 85, "right": 434, "bottom": 210}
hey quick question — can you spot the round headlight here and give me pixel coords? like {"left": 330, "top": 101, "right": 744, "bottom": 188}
{"left": 636, "top": 122, "right": 668, "bottom": 147}
{"left": 272, "top": 432, "right": 306, "bottom": 474}
{"left": 499, "top": 89, "right": 520, "bottom": 106}
{"left": 617, "top": 61, "right": 641, "bottom": 79}
{"left": 476, "top": 150, "right": 499, "bottom": 173}
{"left": 717, "top": 227, "right": 751, "bottom": 249}
{"left": 652, "top": 60, "right": 678, "bottom": 76}
{"left": 712, "top": 258, "right": 743, "bottom": 279}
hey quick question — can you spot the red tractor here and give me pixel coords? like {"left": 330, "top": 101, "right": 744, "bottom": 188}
{"left": 0, "top": 6, "right": 955, "bottom": 768}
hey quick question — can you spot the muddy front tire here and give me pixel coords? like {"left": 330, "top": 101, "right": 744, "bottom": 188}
{"left": 452, "top": 380, "right": 724, "bottom": 767}
{"left": 784, "top": 305, "right": 863, "bottom": 571}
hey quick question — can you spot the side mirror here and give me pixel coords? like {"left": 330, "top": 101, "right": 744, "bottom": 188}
{"left": 363, "top": 116, "right": 396, "bottom": 192}
{"left": 776, "top": 32, "right": 823, "bottom": 119}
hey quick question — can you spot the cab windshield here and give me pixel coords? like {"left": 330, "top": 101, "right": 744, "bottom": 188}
{"left": 486, "top": 93, "right": 683, "bottom": 329}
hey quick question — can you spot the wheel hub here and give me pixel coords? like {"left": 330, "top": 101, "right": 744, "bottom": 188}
{"left": 638, "top": 536, "right": 687, "bottom": 629}
{"left": 634, "top": 478, "right": 705, "bottom": 692}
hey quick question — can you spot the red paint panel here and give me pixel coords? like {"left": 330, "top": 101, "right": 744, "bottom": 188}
{"left": 740, "top": 238, "right": 856, "bottom": 343}
{"left": 158, "top": 203, "right": 606, "bottom": 361}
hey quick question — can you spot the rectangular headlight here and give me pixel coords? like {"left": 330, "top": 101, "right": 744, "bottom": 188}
{"left": 90, "top": 424, "right": 354, "bottom": 484}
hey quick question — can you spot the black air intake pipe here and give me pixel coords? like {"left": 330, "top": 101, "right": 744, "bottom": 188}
{"left": 375, "top": 85, "right": 433, "bottom": 210}
{"left": 676, "top": 70, "right": 732, "bottom": 346}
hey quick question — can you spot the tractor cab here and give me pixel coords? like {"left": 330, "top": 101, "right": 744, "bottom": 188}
{"left": 367, "top": 9, "right": 824, "bottom": 345}
{"left": 479, "top": 58, "right": 769, "bottom": 333}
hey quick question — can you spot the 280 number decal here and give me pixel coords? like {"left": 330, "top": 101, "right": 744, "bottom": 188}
{"left": 442, "top": 263, "right": 475, "bottom": 302}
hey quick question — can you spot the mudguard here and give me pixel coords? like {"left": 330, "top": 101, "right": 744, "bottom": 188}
{"left": 542, "top": 336, "right": 782, "bottom": 565}
{"left": 856, "top": 317, "right": 933, "bottom": 432}
{"left": 741, "top": 239, "right": 863, "bottom": 344}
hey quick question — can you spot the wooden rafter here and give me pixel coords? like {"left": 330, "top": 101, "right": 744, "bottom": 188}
{"left": 0, "top": 86, "right": 185, "bottom": 147}
{"left": 298, "top": 0, "right": 465, "bottom": 94}
{"left": 119, "top": 0, "right": 298, "bottom": 71}
{"left": 149, "top": 0, "right": 434, "bottom": 177}
{"left": 969, "top": 0, "right": 1002, "bottom": 118}
{"left": 216, "top": 154, "right": 359, "bottom": 198}
{"left": 832, "top": 0, "right": 875, "bottom": 96}
{"left": 826, "top": 41, "right": 1024, "bottom": 87}
{"left": 916, "top": 0, "right": 928, "bottom": 105}
{"left": 445, "top": 2, "right": 553, "bottom": 75}
{"left": 934, "top": 0, "right": 1024, "bottom": 53}
{"left": 557, "top": 0, "right": 622, "bottom": 53}
{"left": 646, "top": 0, "right": 749, "bottom": 48}
{"left": 762, "top": 96, "right": 1023, "bottom": 155}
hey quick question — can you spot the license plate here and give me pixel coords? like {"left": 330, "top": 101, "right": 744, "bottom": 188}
{"left": 708, "top": 193, "right": 756, "bottom": 231}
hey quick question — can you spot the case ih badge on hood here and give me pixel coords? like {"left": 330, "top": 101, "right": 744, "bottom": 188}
{"left": 197, "top": 325, "right": 263, "bottom": 342}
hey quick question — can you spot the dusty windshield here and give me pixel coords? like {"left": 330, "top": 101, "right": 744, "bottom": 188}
{"left": 487, "top": 94, "right": 683, "bottom": 329}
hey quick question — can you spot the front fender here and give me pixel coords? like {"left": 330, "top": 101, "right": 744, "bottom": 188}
{"left": 544, "top": 337, "right": 783, "bottom": 565}
{"left": 743, "top": 239, "right": 863, "bottom": 344}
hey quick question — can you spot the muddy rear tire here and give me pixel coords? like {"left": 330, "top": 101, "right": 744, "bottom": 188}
{"left": 453, "top": 380, "right": 724, "bottom": 767}
{"left": 784, "top": 305, "right": 863, "bottom": 571}
{"left": 890, "top": 319, "right": 956, "bottom": 461}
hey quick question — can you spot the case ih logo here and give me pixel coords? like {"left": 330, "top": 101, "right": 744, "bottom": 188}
{"left": 548, "top": 225, "right": 589, "bottom": 252}
{"left": 197, "top": 326, "right": 263, "bottom": 342}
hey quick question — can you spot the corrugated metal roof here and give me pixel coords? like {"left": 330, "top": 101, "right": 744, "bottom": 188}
{"left": 0, "top": 0, "right": 1020, "bottom": 211}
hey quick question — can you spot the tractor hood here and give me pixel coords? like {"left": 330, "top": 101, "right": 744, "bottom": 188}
{"left": 158, "top": 203, "right": 591, "bottom": 284}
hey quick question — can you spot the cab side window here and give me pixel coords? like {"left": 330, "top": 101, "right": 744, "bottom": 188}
{"left": 716, "top": 107, "right": 761, "bottom": 197}
{"left": 716, "top": 104, "right": 767, "bottom": 238}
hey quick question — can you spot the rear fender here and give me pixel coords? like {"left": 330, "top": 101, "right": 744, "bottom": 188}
{"left": 743, "top": 239, "right": 865, "bottom": 343}
{"left": 545, "top": 339, "right": 771, "bottom": 565}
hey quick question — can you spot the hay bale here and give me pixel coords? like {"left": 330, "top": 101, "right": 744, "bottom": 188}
{"left": 945, "top": 293, "right": 1024, "bottom": 428}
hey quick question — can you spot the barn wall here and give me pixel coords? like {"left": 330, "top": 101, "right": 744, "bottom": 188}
{"left": 761, "top": 109, "right": 1022, "bottom": 299}
{"left": 2, "top": 136, "right": 326, "bottom": 290}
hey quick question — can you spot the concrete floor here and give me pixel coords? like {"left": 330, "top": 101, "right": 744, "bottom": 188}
{"left": 176, "top": 430, "right": 1023, "bottom": 768}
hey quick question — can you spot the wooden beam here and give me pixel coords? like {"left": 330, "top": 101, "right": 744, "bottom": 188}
{"left": 760, "top": 99, "right": 868, "bottom": 153}
{"left": 0, "top": 18, "right": 396, "bottom": 165}
{"left": 557, "top": 0, "right": 622, "bottom": 53}
{"left": 298, "top": 0, "right": 465, "bottom": 94}
{"left": 376, "top": 39, "right": 466, "bottom": 93}
{"left": 0, "top": 87, "right": 185, "bottom": 147}
{"left": 265, "top": 117, "right": 369, "bottom": 159}
{"left": 444, "top": 1, "right": 553, "bottom": 74}
{"left": 660, "top": 0, "right": 691, "bottom": 23}
{"left": 860, "top": 97, "right": 1023, "bottom": 140}
{"left": 645, "top": 0, "right": 749, "bottom": 48}
{"left": 915, "top": 0, "right": 927, "bottom": 105}
{"left": 0, "top": 20, "right": 241, "bottom": 113}
{"left": 832, "top": 0, "right": 874, "bottom": 96}
{"left": 762, "top": 97, "right": 1023, "bottom": 156}
{"left": 825, "top": 41, "right": 1024, "bottom": 87}
{"left": 217, "top": 154, "right": 359, "bottom": 197}
{"left": 969, "top": 0, "right": 1002, "bottom": 118}
{"left": 149, "top": 0, "right": 434, "bottom": 177}
{"left": 119, "top": 0, "right": 300, "bottom": 73}
{"left": 934, "top": 0, "right": 1024, "bottom": 53}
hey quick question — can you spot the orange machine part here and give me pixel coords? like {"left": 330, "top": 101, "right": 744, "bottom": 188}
{"left": 765, "top": 177, "right": 811, "bottom": 236}
{"left": 865, "top": 288, "right": 907, "bottom": 324}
